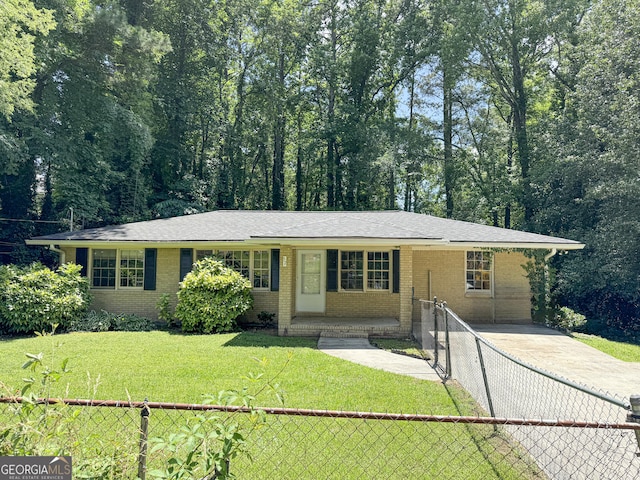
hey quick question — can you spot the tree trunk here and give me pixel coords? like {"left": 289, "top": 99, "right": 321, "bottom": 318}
{"left": 443, "top": 66, "right": 454, "bottom": 218}
{"left": 271, "top": 49, "right": 286, "bottom": 210}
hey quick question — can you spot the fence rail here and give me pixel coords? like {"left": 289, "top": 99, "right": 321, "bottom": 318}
{"left": 2, "top": 396, "right": 640, "bottom": 479}
{"left": 414, "top": 298, "right": 640, "bottom": 479}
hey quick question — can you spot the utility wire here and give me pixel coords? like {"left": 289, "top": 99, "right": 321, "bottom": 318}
{"left": 0, "top": 217, "right": 66, "bottom": 224}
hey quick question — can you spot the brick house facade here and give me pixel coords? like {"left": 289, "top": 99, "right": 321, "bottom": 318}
{"left": 28, "top": 211, "right": 584, "bottom": 337}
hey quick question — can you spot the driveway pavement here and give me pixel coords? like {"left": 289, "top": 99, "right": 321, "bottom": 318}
{"left": 471, "top": 324, "right": 640, "bottom": 401}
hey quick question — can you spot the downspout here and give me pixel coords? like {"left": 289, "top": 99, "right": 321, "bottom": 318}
{"left": 48, "top": 244, "right": 66, "bottom": 265}
{"left": 543, "top": 248, "right": 557, "bottom": 323}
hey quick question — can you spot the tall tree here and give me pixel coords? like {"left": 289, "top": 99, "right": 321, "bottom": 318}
{"left": 472, "top": 0, "right": 583, "bottom": 224}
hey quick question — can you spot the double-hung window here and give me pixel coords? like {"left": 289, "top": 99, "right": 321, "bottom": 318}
{"left": 340, "top": 250, "right": 390, "bottom": 291}
{"left": 92, "top": 249, "right": 116, "bottom": 288}
{"left": 466, "top": 251, "right": 492, "bottom": 291}
{"left": 196, "top": 249, "right": 271, "bottom": 290}
{"left": 120, "top": 250, "right": 145, "bottom": 288}
{"left": 341, "top": 251, "right": 364, "bottom": 290}
{"left": 91, "top": 249, "right": 144, "bottom": 289}
{"left": 367, "top": 251, "right": 390, "bottom": 290}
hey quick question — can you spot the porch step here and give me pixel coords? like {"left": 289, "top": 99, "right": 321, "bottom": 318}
{"left": 319, "top": 331, "right": 369, "bottom": 339}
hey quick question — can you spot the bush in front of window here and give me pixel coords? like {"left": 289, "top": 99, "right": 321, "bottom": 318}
{"left": 0, "top": 262, "right": 92, "bottom": 335}
{"left": 175, "top": 258, "right": 254, "bottom": 334}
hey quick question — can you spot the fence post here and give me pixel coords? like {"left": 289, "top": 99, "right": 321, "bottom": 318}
{"left": 433, "top": 296, "right": 439, "bottom": 367}
{"left": 475, "top": 338, "right": 497, "bottom": 424}
{"left": 138, "top": 399, "right": 150, "bottom": 480}
{"left": 628, "top": 395, "right": 640, "bottom": 452}
{"left": 443, "top": 302, "right": 452, "bottom": 379}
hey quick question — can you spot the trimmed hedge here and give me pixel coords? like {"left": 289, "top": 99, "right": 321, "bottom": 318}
{"left": 0, "top": 263, "right": 92, "bottom": 335}
{"left": 175, "top": 257, "right": 253, "bottom": 334}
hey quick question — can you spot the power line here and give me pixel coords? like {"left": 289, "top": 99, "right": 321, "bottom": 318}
{"left": 0, "top": 217, "right": 66, "bottom": 224}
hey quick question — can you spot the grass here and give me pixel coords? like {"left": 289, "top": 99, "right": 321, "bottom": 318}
{"left": 572, "top": 332, "right": 640, "bottom": 362}
{"left": 0, "top": 330, "right": 541, "bottom": 479}
{"left": 371, "top": 337, "right": 430, "bottom": 360}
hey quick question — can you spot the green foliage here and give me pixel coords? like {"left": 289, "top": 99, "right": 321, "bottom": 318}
{"left": 175, "top": 258, "right": 253, "bottom": 334}
{"left": 256, "top": 311, "right": 276, "bottom": 328}
{"left": 0, "top": 0, "right": 55, "bottom": 119}
{"left": 522, "top": 251, "right": 552, "bottom": 324}
{"left": 68, "top": 310, "right": 154, "bottom": 332}
{"left": 0, "top": 328, "right": 138, "bottom": 477}
{"left": 0, "top": 263, "right": 92, "bottom": 335}
{"left": 0, "top": 326, "right": 72, "bottom": 456}
{"left": 551, "top": 307, "right": 587, "bottom": 332}
{"left": 156, "top": 293, "right": 175, "bottom": 327}
{"left": 149, "top": 357, "right": 287, "bottom": 480}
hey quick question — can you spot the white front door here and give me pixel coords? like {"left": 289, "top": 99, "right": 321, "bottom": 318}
{"left": 296, "top": 250, "right": 326, "bottom": 313}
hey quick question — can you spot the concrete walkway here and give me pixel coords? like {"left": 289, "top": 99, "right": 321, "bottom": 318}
{"left": 316, "top": 336, "right": 441, "bottom": 381}
{"left": 471, "top": 324, "right": 640, "bottom": 400}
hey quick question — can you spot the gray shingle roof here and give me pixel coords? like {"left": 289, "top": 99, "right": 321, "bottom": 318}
{"left": 28, "top": 210, "right": 583, "bottom": 247}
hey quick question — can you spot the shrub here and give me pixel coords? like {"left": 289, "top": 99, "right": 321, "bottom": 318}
{"left": 0, "top": 263, "right": 91, "bottom": 335}
{"left": 69, "top": 310, "right": 112, "bottom": 332}
{"left": 175, "top": 258, "right": 253, "bottom": 334}
{"left": 551, "top": 306, "right": 587, "bottom": 332}
{"left": 68, "top": 310, "right": 154, "bottom": 332}
{"left": 156, "top": 293, "right": 175, "bottom": 327}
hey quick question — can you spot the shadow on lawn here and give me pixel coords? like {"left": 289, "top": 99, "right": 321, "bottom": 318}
{"left": 222, "top": 330, "right": 318, "bottom": 349}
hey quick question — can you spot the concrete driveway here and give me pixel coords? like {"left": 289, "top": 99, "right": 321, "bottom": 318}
{"left": 471, "top": 324, "right": 640, "bottom": 402}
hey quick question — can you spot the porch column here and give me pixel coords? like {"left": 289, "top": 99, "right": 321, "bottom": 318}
{"left": 399, "top": 245, "right": 413, "bottom": 334}
{"left": 278, "top": 246, "right": 293, "bottom": 336}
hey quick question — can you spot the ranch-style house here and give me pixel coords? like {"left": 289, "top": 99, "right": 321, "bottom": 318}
{"left": 27, "top": 210, "right": 584, "bottom": 337}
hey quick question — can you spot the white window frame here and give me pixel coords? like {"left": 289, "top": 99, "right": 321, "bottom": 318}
{"left": 339, "top": 250, "right": 391, "bottom": 292}
{"left": 196, "top": 249, "right": 271, "bottom": 291}
{"left": 465, "top": 250, "right": 493, "bottom": 294}
{"left": 90, "top": 249, "right": 144, "bottom": 290}
{"left": 119, "top": 249, "right": 145, "bottom": 288}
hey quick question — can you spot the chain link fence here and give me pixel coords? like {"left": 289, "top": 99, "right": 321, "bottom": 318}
{"left": 2, "top": 397, "right": 639, "bottom": 479}
{"left": 1, "top": 304, "right": 639, "bottom": 479}
{"left": 414, "top": 298, "right": 640, "bottom": 479}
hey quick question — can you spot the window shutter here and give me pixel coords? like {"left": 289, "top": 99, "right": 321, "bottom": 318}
{"left": 75, "top": 247, "right": 88, "bottom": 276}
{"left": 392, "top": 249, "right": 400, "bottom": 294}
{"left": 144, "top": 248, "right": 157, "bottom": 291}
{"left": 327, "top": 249, "right": 338, "bottom": 292}
{"left": 270, "top": 249, "right": 280, "bottom": 291}
{"left": 180, "top": 248, "right": 193, "bottom": 280}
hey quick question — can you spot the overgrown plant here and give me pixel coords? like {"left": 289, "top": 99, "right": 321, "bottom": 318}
{"left": 0, "top": 325, "right": 136, "bottom": 477}
{"left": 552, "top": 307, "right": 587, "bottom": 332}
{"left": 0, "top": 263, "right": 91, "bottom": 334}
{"left": 522, "top": 250, "right": 555, "bottom": 324}
{"left": 149, "top": 356, "right": 289, "bottom": 480}
{"left": 157, "top": 293, "right": 175, "bottom": 327}
{"left": 175, "top": 258, "right": 253, "bottom": 334}
{"left": 0, "top": 325, "right": 73, "bottom": 456}
{"left": 68, "top": 310, "right": 154, "bottom": 332}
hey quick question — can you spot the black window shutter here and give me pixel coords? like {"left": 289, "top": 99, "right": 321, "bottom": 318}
{"left": 144, "top": 248, "right": 157, "bottom": 291}
{"left": 180, "top": 248, "right": 193, "bottom": 280}
{"left": 75, "top": 247, "right": 88, "bottom": 276}
{"left": 327, "top": 249, "right": 338, "bottom": 292}
{"left": 270, "top": 249, "right": 280, "bottom": 291}
{"left": 392, "top": 249, "right": 400, "bottom": 294}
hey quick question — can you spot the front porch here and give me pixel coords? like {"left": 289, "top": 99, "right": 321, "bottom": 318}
{"left": 284, "top": 316, "right": 408, "bottom": 338}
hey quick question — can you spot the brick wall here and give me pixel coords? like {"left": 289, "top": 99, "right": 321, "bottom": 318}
{"left": 411, "top": 249, "right": 532, "bottom": 323}
{"left": 65, "top": 247, "right": 279, "bottom": 322}
{"left": 325, "top": 292, "right": 399, "bottom": 317}
{"left": 63, "top": 245, "right": 532, "bottom": 326}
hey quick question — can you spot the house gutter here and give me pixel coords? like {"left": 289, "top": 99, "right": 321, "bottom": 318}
{"left": 47, "top": 244, "right": 66, "bottom": 264}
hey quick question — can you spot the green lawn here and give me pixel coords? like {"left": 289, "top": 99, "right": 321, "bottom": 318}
{"left": 572, "top": 332, "right": 640, "bottom": 362}
{"left": 0, "top": 331, "right": 541, "bottom": 479}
